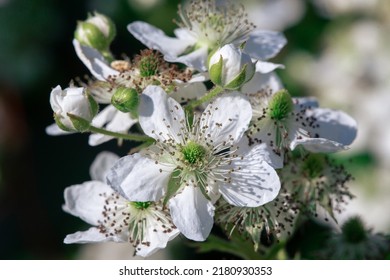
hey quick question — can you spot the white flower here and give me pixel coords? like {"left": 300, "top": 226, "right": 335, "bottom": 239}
{"left": 208, "top": 44, "right": 255, "bottom": 89}
{"left": 106, "top": 85, "right": 281, "bottom": 241}
{"left": 216, "top": 189, "right": 297, "bottom": 251}
{"left": 127, "top": 0, "right": 286, "bottom": 71}
{"left": 63, "top": 151, "right": 179, "bottom": 257}
{"left": 240, "top": 89, "right": 358, "bottom": 168}
{"left": 49, "top": 85, "right": 98, "bottom": 132}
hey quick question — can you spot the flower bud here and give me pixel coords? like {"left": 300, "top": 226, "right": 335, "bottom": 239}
{"left": 74, "top": 12, "right": 116, "bottom": 51}
{"left": 208, "top": 44, "right": 255, "bottom": 90}
{"left": 111, "top": 87, "right": 139, "bottom": 115}
{"left": 50, "top": 85, "right": 98, "bottom": 132}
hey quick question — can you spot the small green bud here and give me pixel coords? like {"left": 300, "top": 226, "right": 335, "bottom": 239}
{"left": 74, "top": 12, "right": 116, "bottom": 51}
{"left": 111, "top": 87, "right": 139, "bottom": 114}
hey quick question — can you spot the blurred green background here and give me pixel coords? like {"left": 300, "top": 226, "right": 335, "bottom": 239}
{"left": 0, "top": 0, "right": 389, "bottom": 259}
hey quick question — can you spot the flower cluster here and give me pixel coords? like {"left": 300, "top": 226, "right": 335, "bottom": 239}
{"left": 48, "top": 1, "right": 357, "bottom": 257}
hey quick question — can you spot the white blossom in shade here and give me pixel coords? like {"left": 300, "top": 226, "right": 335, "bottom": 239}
{"left": 63, "top": 151, "right": 179, "bottom": 257}
{"left": 107, "top": 85, "right": 281, "bottom": 241}
{"left": 215, "top": 187, "right": 297, "bottom": 251}
{"left": 279, "top": 152, "right": 354, "bottom": 221}
{"left": 239, "top": 89, "right": 357, "bottom": 168}
{"left": 127, "top": 0, "right": 286, "bottom": 71}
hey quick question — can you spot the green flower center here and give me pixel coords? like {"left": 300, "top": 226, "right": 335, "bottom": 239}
{"left": 181, "top": 141, "right": 206, "bottom": 164}
{"left": 268, "top": 89, "right": 294, "bottom": 121}
{"left": 342, "top": 216, "right": 367, "bottom": 244}
{"left": 301, "top": 154, "right": 325, "bottom": 179}
{"left": 136, "top": 50, "right": 161, "bottom": 77}
{"left": 131, "top": 201, "right": 152, "bottom": 210}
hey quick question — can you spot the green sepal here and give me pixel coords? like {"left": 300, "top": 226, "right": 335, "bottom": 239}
{"left": 225, "top": 63, "right": 250, "bottom": 90}
{"left": 54, "top": 114, "right": 73, "bottom": 132}
{"left": 67, "top": 113, "right": 91, "bottom": 132}
{"left": 163, "top": 169, "right": 182, "bottom": 206}
{"left": 87, "top": 93, "right": 99, "bottom": 117}
{"left": 209, "top": 55, "right": 223, "bottom": 86}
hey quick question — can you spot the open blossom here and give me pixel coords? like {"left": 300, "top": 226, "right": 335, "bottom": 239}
{"left": 239, "top": 89, "right": 358, "bottom": 168}
{"left": 107, "top": 85, "right": 280, "bottom": 241}
{"left": 127, "top": 0, "right": 286, "bottom": 71}
{"left": 63, "top": 151, "right": 179, "bottom": 257}
{"left": 215, "top": 187, "right": 297, "bottom": 251}
{"left": 279, "top": 152, "right": 354, "bottom": 220}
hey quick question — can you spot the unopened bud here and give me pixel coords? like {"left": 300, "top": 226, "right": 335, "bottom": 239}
{"left": 74, "top": 12, "right": 116, "bottom": 51}
{"left": 111, "top": 87, "right": 139, "bottom": 115}
{"left": 208, "top": 44, "right": 255, "bottom": 90}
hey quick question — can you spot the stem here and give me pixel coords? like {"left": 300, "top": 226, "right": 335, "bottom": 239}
{"left": 89, "top": 125, "right": 154, "bottom": 142}
{"left": 185, "top": 85, "right": 224, "bottom": 112}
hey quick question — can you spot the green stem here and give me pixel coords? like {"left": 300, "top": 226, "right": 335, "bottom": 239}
{"left": 89, "top": 125, "right": 153, "bottom": 142}
{"left": 185, "top": 85, "right": 224, "bottom": 112}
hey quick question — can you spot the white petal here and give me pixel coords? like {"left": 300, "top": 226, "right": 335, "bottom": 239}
{"left": 64, "top": 227, "right": 126, "bottom": 244}
{"left": 255, "top": 61, "right": 284, "bottom": 74}
{"left": 89, "top": 105, "right": 138, "bottom": 146}
{"left": 136, "top": 225, "right": 180, "bottom": 258}
{"left": 243, "top": 30, "right": 287, "bottom": 60}
{"left": 89, "top": 151, "right": 119, "bottom": 182}
{"left": 173, "top": 28, "right": 197, "bottom": 44}
{"left": 139, "top": 86, "right": 186, "bottom": 144}
{"left": 241, "top": 72, "right": 283, "bottom": 95}
{"left": 91, "top": 105, "right": 117, "bottom": 127}
{"left": 73, "top": 39, "right": 119, "bottom": 81}
{"left": 290, "top": 137, "right": 347, "bottom": 153}
{"left": 165, "top": 46, "right": 208, "bottom": 71}
{"left": 63, "top": 181, "right": 111, "bottom": 226}
{"left": 170, "top": 81, "right": 207, "bottom": 104}
{"left": 201, "top": 92, "right": 252, "bottom": 145}
{"left": 187, "top": 72, "right": 209, "bottom": 83}
{"left": 293, "top": 97, "right": 319, "bottom": 110}
{"left": 106, "top": 153, "right": 175, "bottom": 201}
{"left": 308, "top": 108, "right": 357, "bottom": 146}
{"left": 290, "top": 108, "right": 357, "bottom": 152}
{"left": 169, "top": 185, "right": 214, "bottom": 241}
{"left": 219, "top": 144, "right": 281, "bottom": 207}
{"left": 127, "top": 21, "right": 192, "bottom": 58}
{"left": 45, "top": 123, "right": 73, "bottom": 136}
